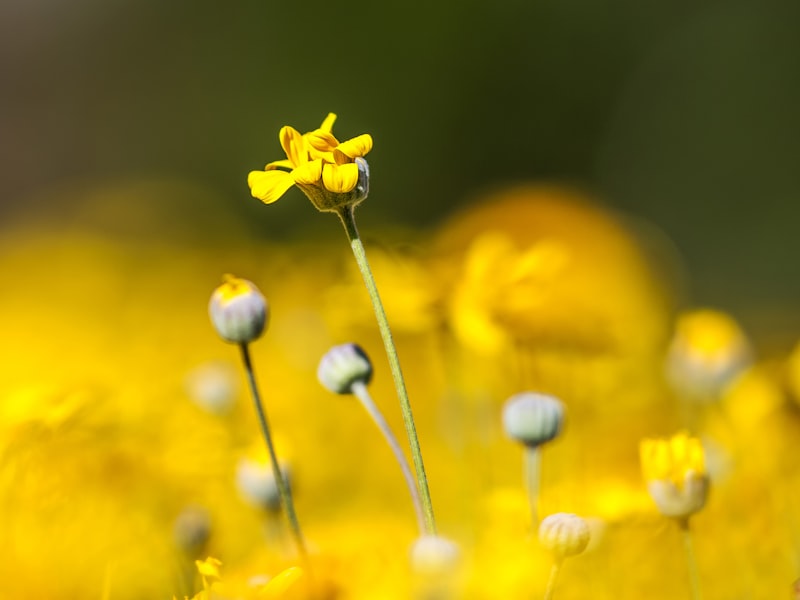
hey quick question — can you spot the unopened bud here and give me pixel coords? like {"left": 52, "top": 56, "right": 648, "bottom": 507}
{"left": 539, "top": 513, "right": 590, "bottom": 560}
{"left": 502, "top": 392, "right": 565, "bottom": 447}
{"left": 209, "top": 275, "right": 269, "bottom": 344}
{"left": 236, "top": 457, "right": 290, "bottom": 512}
{"left": 410, "top": 535, "right": 461, "bottom": 577}
{"left": 317, "top": 343, "right": 373, "bottom": 394}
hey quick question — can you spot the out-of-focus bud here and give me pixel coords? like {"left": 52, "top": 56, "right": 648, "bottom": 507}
{"left": 209, "top": 275, "right": 269, "bottom": 344}
{"left": 236, "top": 457, "right": 290, "bottom": 512}
{"left": 410, "top": 535, "right": 461, "bottom": 577}
{"left": 502, "top": 392, "right": 565, "bottom": 447}
{"left": 173, "top": 505, "right": 211, "bottom": 556}
{"left": 538, "top": 513, "right": 590, "bottom": 560}
{"left": 185, "top": 361, "right": 238, "bottom": 415}
{"left": 317, "top": 343, "right": 373, "bottom": 395}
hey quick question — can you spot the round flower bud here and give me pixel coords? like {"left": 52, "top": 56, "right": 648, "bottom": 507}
{"left": 209, "top": 275, "right": 269, "bottom": 344}
{"left": 410, "top": 535, "right": 461, "bottom": 577}
{"left": 502, "top": 392, "right": 565, "bottom": 447}
{"left": 317, "top": 343, "right": 373, "bottom": 394}
{"left": 236, "top": 457, "right": 290, "bottom": 512}
{"left": 539, "top": 513, "right": 590, "bottom": 559}
{"left": 173, "top": 505, "right": 211, "bottom": 555}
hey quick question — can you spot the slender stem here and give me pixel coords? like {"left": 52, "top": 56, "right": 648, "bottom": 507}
{"left": 337, "top": 206, "right": 436, "bottom": 535}
{"left": 542, "top": 560, "right": 562, "bottom": 600}
{"left": 351, "top": 381, "right": 427, "bottom": 535}
{"left": 239, "top": 343, "right": 309, "bottom": 561}
{"left": 524, "top": 445, "right": 541, "bottom": 527}
{"left": 680, "top": 520, "right": 703, "bottom": 600}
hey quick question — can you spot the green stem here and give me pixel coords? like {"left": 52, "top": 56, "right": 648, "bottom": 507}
{"left": 524, "top": 445, "right": 541, "bottom": 527}
{"left": 239, "top": 343, "right": 309, "bottom": 561}
{"left": 337, "top": 206, "right": 436, "bottom": 535}
{"left": 680, "top": 520, "right": 703, "bottom": 600}
{"left": 351, "top": 381, "right": 427, "bottom": 535}
{"left": 542, "top": 560, "right": 562, "bottom": 600}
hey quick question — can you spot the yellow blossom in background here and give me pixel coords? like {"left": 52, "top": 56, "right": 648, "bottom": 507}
{"left": 2, "top": 176, "right": 800, "bottom": 599}
{"left": 666, "top": 308, "right": 752, "bottom": 399}
{"left": 640, "top": 432, "right": 709, "bottom": 520}
{"left": 248, "top": 113, "right": 372, "bottom": 211}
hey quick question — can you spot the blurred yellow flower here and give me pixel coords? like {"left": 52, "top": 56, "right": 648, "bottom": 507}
{"left": 640, "top": 432, "right": 709, "bottom": 520}
{"left": 248, "top": 113, "right": 372, "bottom": 211}
{"left": 666, "top": 308, "right": 752, "bottom": 398}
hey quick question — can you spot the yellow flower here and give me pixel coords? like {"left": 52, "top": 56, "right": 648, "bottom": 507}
{"left": 640, "top": 432, "right": 709, "bottom": 521}
{"left": 248, "top": 113, "right": 372, "bottom": 212}
{"left": 666, "top": 308, "right": 752, "bottom": 399}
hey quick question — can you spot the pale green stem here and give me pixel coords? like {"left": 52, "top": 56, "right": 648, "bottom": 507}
{"left": 542, "top": 560, "right": 562, "bottom": 600}
{"left": 524, "top": 445, "right": 542, "bottom": 527}
{"left": 351, "top": 380, "right": 427, "bottom": 535}
{"left": 337, "top": 206, "right": 437, "bottom": 535}
{"left": 680, "top": 520, "right": 703, "bottom": 600}
{"left": 239, "top": 343, "right": 309, "bottom": 562}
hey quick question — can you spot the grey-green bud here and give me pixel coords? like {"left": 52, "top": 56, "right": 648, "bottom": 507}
{"left": 502, "top": 392, "right": 565, "bottom": 447}
{"left": 209, "top": 275, "right": 269, "bottom": 344}
{"left": 317, "top": 343, "right": 373, "bottom": 394}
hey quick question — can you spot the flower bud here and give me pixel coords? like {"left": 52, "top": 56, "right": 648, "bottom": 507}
{"left": 539, "top": 513, "right": 590, "bottom": 560}
{"left": 410, "top": 535, "right": 461, "bottom": 577}
{"left": 236, "top": 457, "right": 290, "bottom": 512}
{"left": 502, "top": 392, "right": 565, "bottom": 447}
{"left": 209, "top": 275, "right": 269, "bottom": 344}
{"left": 173, "top": 505, "right": 211, "bottom": 555}
{"left": 317, "top": 343, "right": 373, "bottom": 394}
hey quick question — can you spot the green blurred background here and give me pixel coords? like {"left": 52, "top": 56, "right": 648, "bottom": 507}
{"left": 2, "top": 0, "right": 800, "bottom": 340}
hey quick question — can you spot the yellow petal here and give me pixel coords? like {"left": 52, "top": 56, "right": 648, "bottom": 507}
{"left": 319, "top": 112, "right": 337, "bottom": 133}
{"left": 257, "top": 567, "right": 304, "bottom": 599}
{"left": 279, "top": 126, "right": 307, "bottom": 166}
{"left": 293, "top": 159, "right": 323, "bottom": 185}
{"left": 265, "top": 159, "right": 293, "bottom": 170}
{"left": 337, "top": 134, "right": 373, "bottom": 158}
{"left": 306, "top": 130, "right": 339, "bottom": 153}
{"left": 248, "top": 170, "right": 295, "bottom": 203}
{"left": 322, "top": 162, "right": 358, "bottom": 193}
{"left": 195, "top": 557, "right": 222, "bottom": 580}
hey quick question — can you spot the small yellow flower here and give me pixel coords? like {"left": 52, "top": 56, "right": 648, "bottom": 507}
{"left": 248, "top": 113, "right": 372, "bottom": 212}
{"left": 195, "top": 557, "right": 222, "bottom": 591}
{"left": 640, "top": 432, "right": 709, "bottom": 521}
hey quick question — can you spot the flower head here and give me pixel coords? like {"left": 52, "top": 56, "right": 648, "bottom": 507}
{"left": 248, "top": 113, "right": 372, "bottom": 212}
{"left": 502, "top": 392, "right": 565, "bottom": 448}
{"left": 317, "top": 343, "right": 373, "bottom": 395}
{"left": 539, "top": 513, "right": 591, "bottom": 560}
{"left": 666, "top": 308, "right": 752, "bottom": 399}
{"left": 209, "top": 274, "right": 269, "bottom": 344}
{"left": 640, "top": 432, "right": 710, "bottom": 521}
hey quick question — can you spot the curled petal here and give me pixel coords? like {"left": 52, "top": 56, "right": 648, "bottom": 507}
{"left": 337, "top": 134, "right": 373, "bottom": 158}
{"left": 264, "top": 159, "right": 293, "bottom": 171}
{"left": 248, "top": 170, "right": 295, "bottom": 204}
{"left": 322, "top": 162, "right": 358, "bottom": 193}
{"left": 319, "top": 112, "right": 337, "bottom": 133}
{"left": 306, "top": 130, "right": 340, "bottom": 153}
{"left": 293, "top": 159, "right": 323, "bottom": 185}
{"left": 279, "top": 126, "right": 307, "bottom": 166}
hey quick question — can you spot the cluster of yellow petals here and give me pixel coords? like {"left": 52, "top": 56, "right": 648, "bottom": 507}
{"left": 640, "top": 431, "right": 706, "bottom": 488}
{"left": 248, "top": 113, "right": 373, "bottom": 204}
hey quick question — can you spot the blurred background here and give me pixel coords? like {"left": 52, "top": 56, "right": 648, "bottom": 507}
{"left": 2, "top": 0, "right": 800, "bottom": 340}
